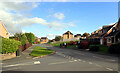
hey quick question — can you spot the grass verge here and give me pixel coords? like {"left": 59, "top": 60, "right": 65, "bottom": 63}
{"left": 29, "top": 46, "right": 55, "bottom": 57}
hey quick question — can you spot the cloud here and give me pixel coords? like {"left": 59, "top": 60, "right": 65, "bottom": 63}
{"left": 54, "top": 13, "right": 65, "bottom": 20}
{"left": 67, "top": 22, "right": 76, "bottom": 27}
{"left": 22, "top": 30, "right": 26, "bottom": 33}
{"left": 0, "top": 2, "right": 40, "bottom": 35}
{"left": 108, "top": 22, "right": 116, "bottom": 25}
{"left": 0, "top": 2, "right": 76, "bottom": 36}
{"left": 46, "top": 34, "right": 55, "bottom": 40}
{"left": 18, "top": 17, "right": 47, "bottom": 26}
{"left": 47, "top": 21, "right": 66, "bottom": 29}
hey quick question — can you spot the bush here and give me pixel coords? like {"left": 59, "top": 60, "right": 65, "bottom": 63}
{"left": 19, "top": 34, "right": 28, "bottom": 46}
{"left": 78, "top": 42, "right": 89, "bottom": 49}
{"left": 38, "top": 42, "right": 40, "bottom": 44}
{"left": 108, "top": 43, "right": 120, "bottom": 54}
{"left": 89, "top": 45, "right": 108, "bottom": 53}
{"left": 1, "top": 38, "right": 21, "bottom": 54}
{"left": 25, "top": 33, "right": 35, "bottom": 44}
{"left": 89, "top": 45, "right": 99, "bottom": 52}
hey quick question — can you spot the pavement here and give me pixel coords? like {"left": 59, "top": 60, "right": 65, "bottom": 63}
{"left": 1, "top": 44, "right": 119, "bottom": 72}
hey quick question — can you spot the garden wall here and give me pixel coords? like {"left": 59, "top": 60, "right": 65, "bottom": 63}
{"left": 19, "top": 43, "right": 32, "bottom": 51}
{"left": 1, "top": 53, "right": 16, "bottom": 60}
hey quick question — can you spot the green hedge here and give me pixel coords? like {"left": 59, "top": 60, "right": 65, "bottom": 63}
{"left": 89, "top": 45, "right": 108, "bottom": 53}
{"left": 1, "top": 38, "right": 21, "bottom": 54}
{"left": 19, "top": 34, "right": 28, "bottom": 46}
{"left": 108, "top": 43, "right": 120, "bottom": 54}
{"left": 25, "top": 33, "right": 35, "bottom": 44}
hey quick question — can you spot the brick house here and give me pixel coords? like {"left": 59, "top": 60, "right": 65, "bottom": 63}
{"left": 0, "top": 21, "right": 9, "bottom": 38}
{"left": 40, "top": 37, "right": 48, "bottom": 44}
{"left": 63, "top": 31, "right": 74, "bottom": 39}
{"left": 35, "top": 37, "right": 40, "bottom": 43}
{"left": 91, "top": 18, "right": 120, "bottom": 46}
{"left": 105, "top": 19, "right": 120, "bottom": 46}
{"left": 100, "top": 25, "right": 114, "bottom": 45}
{"left": 74, "top": 34, "right": 81, "bottom": 39}
{"left": 91, "top": 28, "right": 102, "bottom": 39}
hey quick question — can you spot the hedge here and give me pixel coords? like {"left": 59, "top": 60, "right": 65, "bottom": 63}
{"left": 25, "top": 33, "right": 35, "bottom": 44}
{"left": 89, "top": 45, "right": 108, "bottom": 53}
{"left": 19, "top": 34, "right": 28, "bottom": 46}
{"left": 1, "top": 38, "right": 21, "bottom": 54}
{"left": 108, "top": 43, "right": 120, "bottom": 54}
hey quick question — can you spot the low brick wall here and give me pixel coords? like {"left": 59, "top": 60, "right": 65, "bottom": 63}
{"left": 0, "top": 53, "right": 16, "bottom": 60}
{"left": 19, "top": 43, "right": 32, "bottom": 51}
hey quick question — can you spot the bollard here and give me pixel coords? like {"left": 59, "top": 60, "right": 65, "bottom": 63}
{"left": 16, "top": 49, "right": 21, "bottom": 56}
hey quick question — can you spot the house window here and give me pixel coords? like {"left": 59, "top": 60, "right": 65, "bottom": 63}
{"left": 107, "top": 38, "right": 111, "bottom": 43}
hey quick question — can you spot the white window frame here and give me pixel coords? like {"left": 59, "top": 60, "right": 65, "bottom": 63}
{"left": 107, "top": 38, "right": 111, "bottom": 43}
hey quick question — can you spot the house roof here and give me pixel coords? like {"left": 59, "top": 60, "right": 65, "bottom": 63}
{"left": 63, "top": 31, "right": 73, "bottom": 35}
{"left": 74, "top": 34, "right": 81, "bottom": 37}
{"left": 91, "top": 28, "right": 102, "bottom": 34}
{"left": 41, "top": 37, "right": 48, "bottom": 39}
{"left": 100, "top": 23, "right": 116, "bottom": 37}
{"left": 0, "top": 20, "right": 9, "bottom": 33}
{"left": 106, "top": 30, "right": 120, "bottom": 37}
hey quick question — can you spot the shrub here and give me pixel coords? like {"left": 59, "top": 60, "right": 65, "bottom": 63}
{"left": 89, "top": 45, "right": 99, "bottom": 52}
{"left": 1, "top": 38, "right": 21, "bottom": 54}
{"left": 19, "top": 34, "right": 28, "bottom": 46}
{"left": 89, "top": 45, "right": 108, "bottom": 53}
{"left": 25, "top": 33, "right": 35, "bottom": 44}
{"left": 99, "top": 45, "right": 108, "bottom": 53}
{"left": 38, "top": 42, "right": 40, "bottom": 44}
{"left": 108, "top": 43, "right": 120, "bottom": 54}
{"left": 78, "top": 42, "right": 89, "bottom": 49}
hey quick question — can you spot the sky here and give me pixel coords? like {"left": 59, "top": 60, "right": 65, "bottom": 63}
{"left": 0, "top": 2, "right": 118, "bottom": 39}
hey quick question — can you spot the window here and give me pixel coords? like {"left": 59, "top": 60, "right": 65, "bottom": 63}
{"left": 112, "top": 27, "right": 116, "bottom": 32}
{"left": 107, "top": 38, "right": 111, "bottom": 43}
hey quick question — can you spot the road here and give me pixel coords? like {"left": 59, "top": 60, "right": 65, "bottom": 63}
{"left": 2, "top": 44, "right": 119, "bottom": 71}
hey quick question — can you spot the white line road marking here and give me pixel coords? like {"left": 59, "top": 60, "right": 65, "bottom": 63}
{"left": 71, "top": 57, "right": 74, "bottom": 60}
{"left": 48, "top": 61, "right": 67, "bottom": 65}
{"left": 106, "top": 68, "right": 113, "bottom": 71}
{"left": 3, "top": 64, "right": 24, "bottom": 67}
{"left": 82, "top": 61, "right": 86, "bottom": 62}
{"left": 34, "top": 61, "right": 40, "bottom": 64}
{"left": 88, "top": 62, "right": 93, "bottom": 64}
{"left": 78, "top": 59, "right": 82, "bottom": 61}
{"left": 3, "top": 61, "right": 41, "bottom": 68}
{"left": 95, "top": 64, "right": 102, "bottom": 67}
{"left": 74, "top": 60, "right": 77, "bottom": 62}
{"left": 69, "top": 61, "right": 74, "bottom": 62}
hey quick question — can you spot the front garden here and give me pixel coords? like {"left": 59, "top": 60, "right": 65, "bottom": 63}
{"left": 49, "top": 40, "right": 120, "bottom": 55}
{"left": 29, "top": 46, "right": 55, "bottom": 57}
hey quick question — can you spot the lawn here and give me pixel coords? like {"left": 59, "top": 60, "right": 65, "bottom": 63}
{"left": 29, "top": 46, "right": 55, "bottom": 57}
{"left": 98, "top": 45, "right": 109, "bottom": 53}
{"left": 67, "top": 45, "right": 76, "bottom": 48}
{"left": 49, "top": 41, "right": 70, "bottom": 47}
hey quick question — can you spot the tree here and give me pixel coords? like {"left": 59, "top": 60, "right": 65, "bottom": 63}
{"left": 25, "top": 33, "right": 35, "bottom": 44}
{"left": 19, "top": 34, "right": 28, "bottom": 46}
{"left": 55, "top": 36, "right": 62, "bottom": 41}
{"left": 82, "top": 33, "right": 90, "bottom": 37}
